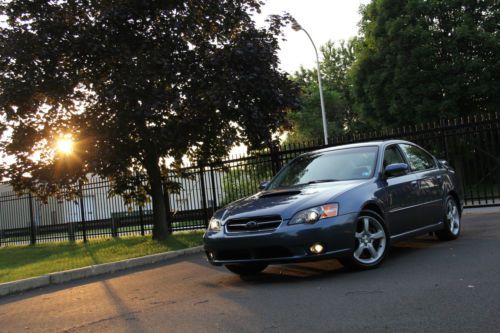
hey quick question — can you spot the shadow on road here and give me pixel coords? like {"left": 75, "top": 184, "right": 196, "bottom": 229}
{"left": 0, "top": 231, "right": 466, "bottom": 304}
{"left": 212, "top": 235, "right": 442, "bottom": 286}
{"left": 61, "top": 280, "right": 147, "bottom": 333}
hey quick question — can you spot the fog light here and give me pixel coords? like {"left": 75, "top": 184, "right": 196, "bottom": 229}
{"left": 309, "top": 243, "right": 324, "bottom": 254}
{"left": 207, "top": 251, "right": 215, "bottom": 260}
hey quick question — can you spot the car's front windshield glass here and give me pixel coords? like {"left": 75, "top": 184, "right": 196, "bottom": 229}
{"left": 268, "top": 146, "right": 379, "bottom": 189}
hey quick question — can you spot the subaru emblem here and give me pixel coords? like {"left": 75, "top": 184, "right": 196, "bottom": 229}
{"left": 246, "top": 221, "right": 258, "bottom": 229}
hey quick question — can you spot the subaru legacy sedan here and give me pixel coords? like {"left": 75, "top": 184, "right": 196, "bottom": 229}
{"left": 204, "top": 140, "right": 463, "bottom": 275}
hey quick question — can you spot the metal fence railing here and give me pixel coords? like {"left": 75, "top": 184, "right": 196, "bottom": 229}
{"left": 0, "top": 113, "right": 498, "bottom": 246}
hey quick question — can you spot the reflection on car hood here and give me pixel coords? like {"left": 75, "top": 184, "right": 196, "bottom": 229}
{"left": 221, "top": 179, "right": 368, "bottom": 221}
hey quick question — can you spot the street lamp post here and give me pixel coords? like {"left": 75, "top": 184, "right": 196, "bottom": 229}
{"left": 291, "top": 19, "right": 329, "bottom": 146}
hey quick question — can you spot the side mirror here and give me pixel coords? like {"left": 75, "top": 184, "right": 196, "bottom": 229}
{"left": 384, "top": 163, "right": 409, "bottom": 178}
{"left": 438, "top": 159, "right": 450, "bottom": 169}
{"left": 259, "top": 180, "right": 270, "bottom": 190}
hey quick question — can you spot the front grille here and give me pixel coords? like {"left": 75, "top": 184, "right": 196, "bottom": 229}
{"left": 225, "top": 215, "right": 282, "bottom": 233}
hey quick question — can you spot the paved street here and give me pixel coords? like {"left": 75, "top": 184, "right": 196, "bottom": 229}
{"left": 1, "top": 210, "right": 499, "bottom": 332}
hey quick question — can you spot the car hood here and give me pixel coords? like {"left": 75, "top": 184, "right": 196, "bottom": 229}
{"left": 220, "top": 179, "right": 369, "bottom": 221}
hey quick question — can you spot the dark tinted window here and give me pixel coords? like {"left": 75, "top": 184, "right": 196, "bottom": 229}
{"left": 383, "top": 145, "right": 405, "bottom": 167}
{"left": 268, "top": 146, "right": 378, "bottom": 189}
{"left": 399, "top": 144, "right": 435, "bottom": 171}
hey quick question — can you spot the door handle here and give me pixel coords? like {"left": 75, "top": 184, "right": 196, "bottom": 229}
{"left": 411, "top": 180, "right": 419, "bottom": 189}
{"left": 435, "top": 175, "right": 443, "bottom": 184}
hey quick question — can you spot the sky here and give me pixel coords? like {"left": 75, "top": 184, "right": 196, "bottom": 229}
{"left": 256, "top": 0, "right": 370, "bottom": 74}
{"left": 230, "top": 0, "right": 370, "bottom": 155}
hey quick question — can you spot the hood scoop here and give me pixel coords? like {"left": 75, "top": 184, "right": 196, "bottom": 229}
{"left": 259, "top": 190, "right": 302, "bottom": 198}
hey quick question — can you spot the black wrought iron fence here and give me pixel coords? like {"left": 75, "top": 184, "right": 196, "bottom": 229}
{"left": 0, "top": 113, "right": 498, "bottom": 246}
{"left": 208, "top": 113, "right": 500, "bottom": 209}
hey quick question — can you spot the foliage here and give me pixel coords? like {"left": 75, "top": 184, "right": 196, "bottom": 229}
{"left": 0, "top": 1, "right": 299, "bottom": 240}
{"left": 353, "top": 0, "right": 500, "bottom": 128}
{"left": 0, "top": 231, "right": 203, "bottom": 283}
{"left": 221, "top": 155, "right": 274, "bottom": 205}
{"left": 221, "top": 168, "right": 260, "bottom": 205}
{"left": 286, "top": 39, "right": 361, "bottom": 144}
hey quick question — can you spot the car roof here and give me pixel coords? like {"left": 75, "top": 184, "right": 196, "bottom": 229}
{"left": 310, "top": 139, "right": 414, "bottom": 154}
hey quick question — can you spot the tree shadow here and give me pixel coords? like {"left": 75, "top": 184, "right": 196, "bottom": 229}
{"left": 215, "top": 236, "right": 442, "bottom": 286}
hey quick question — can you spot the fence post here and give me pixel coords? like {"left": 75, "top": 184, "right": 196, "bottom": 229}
{"left": 79, "top": 181, "right": 87, "bottom": 242}
{"left": 441, "top": 119, "right": 450, "bottom": 161}
{"left": 136, "top": 173, "right": 145, "bottom": 236}
{"left": 139, "top": 205, "right": 145, "bottom": 236}
{"left": 111, "top": 216, "right": 118, "bottom": 237}
{"left": 68, "top": 201, "right": 76, "bottom": 242}
{"left": 28, "top": 192, "right": 36, "bottom": 245}
{"left": 209, "top": 165, "right": 218, "bottom": 213}
{"left": 199, "top": 162, "right": 209, "bottom": 227}
{"left": 162, "top": 176, "right": 173, "bottom": 234}
{"left": 68, "top": 221, "right": 76, "bottom": 242}
{"left": 270, "top": 143, "right": 281, "bottom": 175}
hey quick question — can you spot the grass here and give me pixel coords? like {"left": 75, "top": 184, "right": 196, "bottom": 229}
{"left": 0, "top": 231, "right": 204, "bottom": 284}
{"left": 0, "top": 221, "right": 205, "bottom": 245}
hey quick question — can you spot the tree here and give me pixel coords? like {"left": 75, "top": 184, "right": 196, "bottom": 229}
{"left": 0, "top": 1, "right": 299, "bottom": 240}
{"left": 353, "top": 0, "right": 500, "bottom": 128}
{"left": 220, "top": 152, "right": 276, "bottom": 205}
{"left": 286, "top": 39, "right": 361, "bottom": 144}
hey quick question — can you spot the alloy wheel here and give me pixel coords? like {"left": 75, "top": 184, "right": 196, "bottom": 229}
{"left": 353, "top": 216, "right": 387, "bottom": 265}
{"left": 446, "top": 199, "right": 460, "bottom": 236}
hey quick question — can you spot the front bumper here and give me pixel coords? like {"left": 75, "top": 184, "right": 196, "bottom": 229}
{"left": 203, "top": 212, "right": 357, "bottom": 266}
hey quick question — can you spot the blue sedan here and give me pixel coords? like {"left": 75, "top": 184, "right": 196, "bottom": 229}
{"left": 204, "top": 140, "right": 463, "bottom": 275}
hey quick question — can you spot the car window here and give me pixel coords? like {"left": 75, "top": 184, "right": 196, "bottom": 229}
{"left": 268, "top": 146, "right": 378, "bottom": 189}
{"left": 398, "top": 144, "right": 435, "bottom": 172}
{"left": 383, "top": 145, "right": 406, "bottom": 168}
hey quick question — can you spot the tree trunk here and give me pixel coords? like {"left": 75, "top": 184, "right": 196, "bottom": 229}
{"left": 145, "top": 155, "right": 170, "bottom": 241}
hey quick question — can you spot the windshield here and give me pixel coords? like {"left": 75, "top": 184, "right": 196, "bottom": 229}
{"left": 268, "top": 146, "right": 379, "bottom": 189}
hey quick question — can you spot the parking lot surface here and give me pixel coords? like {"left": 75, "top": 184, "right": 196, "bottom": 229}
{"left": 1, "top": 210, "right": 499, "bottom": 332}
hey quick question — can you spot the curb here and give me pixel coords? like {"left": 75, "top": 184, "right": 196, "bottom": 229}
{"left": 463, "top": 206, "right": 500, "bottom": 216}
{"left": 0, "top": 245, "right": 204, "bottom": 297}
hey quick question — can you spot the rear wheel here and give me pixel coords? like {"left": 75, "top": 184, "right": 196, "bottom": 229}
{"left": 224, "top": 263, "right": 268, "bottom": 276}
{"left": 340, "top": 210, "right": 388, "bottom": 270}
{"left": 436, "top": 195, "right": 460, "bottom": 241}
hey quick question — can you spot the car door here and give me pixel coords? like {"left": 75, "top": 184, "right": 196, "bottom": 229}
{"left": 398, "top": 144, "right": 444, "bottom": 228}
{"left": 381, "top": 144, "right": 420, "bottom": 236}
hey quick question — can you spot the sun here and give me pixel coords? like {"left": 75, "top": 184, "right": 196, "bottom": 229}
{"left": 56, "top": 137, "right": 74, "bottom": 155}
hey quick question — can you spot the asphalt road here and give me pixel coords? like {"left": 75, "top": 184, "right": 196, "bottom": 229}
{"left": 1, "top": 210, "right": 499, "bottom": 333}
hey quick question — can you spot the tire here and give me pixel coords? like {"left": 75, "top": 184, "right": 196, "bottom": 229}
{"left": 339, "top": 210, "right": 389, "bottom": 270}
{"left": 224, "top": 263, "right": 268, "bottom": 276}
{"left": 436, "top": 195, "right": 461, "bottom": 241}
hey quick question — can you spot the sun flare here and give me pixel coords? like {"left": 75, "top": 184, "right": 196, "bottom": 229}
{"left": 56, "top": 137, "right": 74, "bottom": 155}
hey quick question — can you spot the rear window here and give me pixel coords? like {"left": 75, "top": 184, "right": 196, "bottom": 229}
{"left": 399, "top": 144, "right": 435, "bottom": 171}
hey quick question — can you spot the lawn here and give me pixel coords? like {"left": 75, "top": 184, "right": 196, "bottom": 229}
{"left": 0, "top": 221, "right": 206, "bottom": 246}
{"left": 0, "top": 231, "right": 204, "bottom": 284}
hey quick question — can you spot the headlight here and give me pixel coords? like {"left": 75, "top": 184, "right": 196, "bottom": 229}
{"left": 207, "top": 217, "right": 221, "bottom": 232}
{"left": 288, "top": 204, "right": 338, "bottom": 225}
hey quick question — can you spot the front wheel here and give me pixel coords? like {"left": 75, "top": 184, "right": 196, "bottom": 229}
{"left": 436, "top": 196, "right": 460, "bottom": 241}
{"left": 339, "top": 210, "right": 388, "bottom": 270}
{"left": 224, "top": 263, "right": 268, "bottom": 276}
